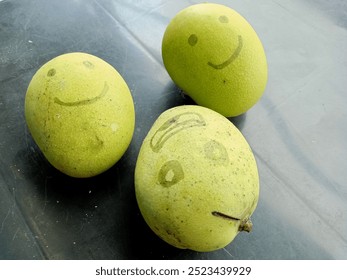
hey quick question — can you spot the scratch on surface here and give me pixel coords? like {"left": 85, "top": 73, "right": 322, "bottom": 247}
{"left": 65, "top": 209, "right": 70, "bottom": 223}
{"left": 12, "top": 227, "right": 20, "bottom": 241}
{"left": 94, "top": 0, "right": 162, "bottom": 66}
{"left": 223, "top": 247, "right": 234, "bottom": 258}
{"left": 79, "top": 221, "right": 85, "bottom": 233}
{"left": 0, "top": 208, "right": 11, "bottom": 234}
{"left": 41, "top": 177, "right": 49, "bottom": 215}
{"left": 35, "top": 177, "right": 49, "bottom": 219}
{"left": 121, "top": 45, "right": 129, "bottom": 74}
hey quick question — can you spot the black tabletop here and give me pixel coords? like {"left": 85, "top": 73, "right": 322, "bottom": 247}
{"left": 1, "top": 0, "right": 346, "bottom": 260}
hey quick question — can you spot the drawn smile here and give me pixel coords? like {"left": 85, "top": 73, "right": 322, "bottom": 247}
{"left": 54, "top": 82, "right": 109, "bottom": 106}
{"left": 208, "top": 35, "right": 243, "bottom": 70}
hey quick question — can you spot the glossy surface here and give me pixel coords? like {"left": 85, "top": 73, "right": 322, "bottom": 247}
{"left": 0, "top": 0, "right": 346, "bottom": 259}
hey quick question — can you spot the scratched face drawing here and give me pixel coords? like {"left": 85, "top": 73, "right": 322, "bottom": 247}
{"left": 187, "top": 15, "right": 243, "bottom": 70}
{"left": 46, "top": 60, "right": 109, "bottom": 107}
{"left": 150, "top": 111, "right": 232, "bottom": 191}
{"left": 150, "top": 112, "right": 206, "bottom": 188}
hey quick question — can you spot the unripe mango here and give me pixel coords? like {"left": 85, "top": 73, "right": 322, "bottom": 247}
{"left": 135, "top": 105, "right": 259, "bottom": 252}
{"left": 162, "top": 3, "right": 268, "bottom": 117}
{"left": 25, "top": 52, "right": 135, "bottom": 178}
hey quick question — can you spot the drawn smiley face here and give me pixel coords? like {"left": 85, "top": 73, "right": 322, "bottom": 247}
{"left": 46, "top": 60, "right": 109, "bottom": 107}
{"left": 151, "top": 112, "right": 230, "bottom": 186}
{"left": 187, "top": 15, "right": 243, "bottom": 70}
{"left": 152, "top": 112, "right": 248, "bottom": 224}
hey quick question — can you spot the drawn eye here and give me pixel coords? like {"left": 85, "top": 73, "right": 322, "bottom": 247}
{"left": 83, "top": 60, "right": 94, "bottom": 68}
{"left": 204, "top": 140, "right": 229, "bottom": 165}
{"left": 219, "top": 15, "right": 229, "bottom": 23}
{"left": 158, "top": 160, "right": 184, "bottom": 187}
{"left": 47, "top": 68, "right": 56, "bottom": 77}
{"left": 188, "top": 34, "right": 198, "bottom": 46}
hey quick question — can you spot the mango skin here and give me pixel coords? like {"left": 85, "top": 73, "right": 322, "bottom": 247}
{"left": 25, "top": 52, "right": 135, "bottom": 178}
{"left": 135, "top": 105, "right": 259, "bottom": 252}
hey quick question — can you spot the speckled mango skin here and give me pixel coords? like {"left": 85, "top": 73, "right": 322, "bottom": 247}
{"left": 25, "top": 52, "right": 135, "bottom": 178}
{"left": 162, "top": 3, "right": 268, "bottom": 117}
{"left": 135, "top": 105, "right": 259, "bottom": 252}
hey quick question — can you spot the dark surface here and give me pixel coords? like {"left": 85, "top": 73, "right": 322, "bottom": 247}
{"left": 1, "top": 0, "right": 346, "bottom": 260}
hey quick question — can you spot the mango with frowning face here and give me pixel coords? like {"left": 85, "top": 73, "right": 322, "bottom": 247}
{"left": 135, "top": 105, "right": 259, "bottom": 252}
{"left": 25, "top": 52, "right": 135, "bottom": 178}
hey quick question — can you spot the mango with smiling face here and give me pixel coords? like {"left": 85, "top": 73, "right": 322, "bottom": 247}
{"left": 162, "top": 3, "right": 268, "bottom": 117}
{"left": 135, "top": 105, "right": 259, "bottom": 252}
{"left": 25, "top": 52, "right": 135, "bottom": 178}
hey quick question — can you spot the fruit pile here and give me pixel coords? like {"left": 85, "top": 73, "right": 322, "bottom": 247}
{"left": 25, "top": 3, "right": 267, "bottom": 252}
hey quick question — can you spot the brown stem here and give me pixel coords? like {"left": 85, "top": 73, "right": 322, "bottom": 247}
{"left": 212, "top": 211, "right": 253, "bottom": 233}
{"left": 239, "top": 219, "right": 253, "bottom": 232}
{"left": 211, "top": 211, "right": 240, "bottom": 221}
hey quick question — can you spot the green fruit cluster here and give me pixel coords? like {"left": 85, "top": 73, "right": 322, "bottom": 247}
{"left": 25, "top": 3, "right": 265, "bottom": 252}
